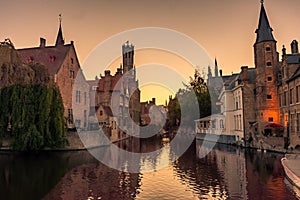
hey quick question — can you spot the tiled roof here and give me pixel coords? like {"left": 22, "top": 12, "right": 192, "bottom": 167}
{"left": 287, "top": 54, "right": 300, "bottom": 64}
{"left": 87, "top": 79, "right": 99, "bottom": 87}
{"left": 287, "top": 66, "right": 300, "bottom": 82}
{"left": 17, "top": 44, "right": 72, "bottom": 75}
{"left": 102, "top": 105, "right": 113, "bottom": 117}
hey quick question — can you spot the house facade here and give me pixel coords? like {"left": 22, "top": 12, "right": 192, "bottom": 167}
{"left": 17, "top": 20, "right": 90, "bottom": 130}
{"left": 196, "top": 1, "right": 300, "bottom": 149}
{"left": 94, "top": 42, "right": 141, "bottom": 140}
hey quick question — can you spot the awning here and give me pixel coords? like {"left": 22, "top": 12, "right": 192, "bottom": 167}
{"left": 265, "top": 123, "right": 283, "bottom": 128}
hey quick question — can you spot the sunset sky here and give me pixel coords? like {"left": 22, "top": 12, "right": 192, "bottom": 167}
{"left": 1, "top": 0, "right": 300, "bottom": 104}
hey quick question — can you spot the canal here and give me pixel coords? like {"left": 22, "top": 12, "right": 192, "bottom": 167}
{"left": 0, "top": 138, "right": 298, "bottom": 200}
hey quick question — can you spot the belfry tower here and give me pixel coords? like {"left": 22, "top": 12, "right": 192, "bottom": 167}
{"left": 254, "top": 0, "right": 280, "bottom": 134}
{"left": 122, "top": 41, "right": 134, "bottom": 75}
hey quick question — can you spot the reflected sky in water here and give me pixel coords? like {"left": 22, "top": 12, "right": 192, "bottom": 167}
{"left": 0, "top": 138, "right": 298, "bottom": 200}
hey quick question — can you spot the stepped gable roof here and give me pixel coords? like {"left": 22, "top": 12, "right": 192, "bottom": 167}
{"left": 17, "top": 44, "right": 72, "bottom": 75}
{"left": 98, "top": 72, "right": 122, "bottom": 92}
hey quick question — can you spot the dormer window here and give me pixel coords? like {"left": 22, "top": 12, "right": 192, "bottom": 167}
{"left": 49, "top": 55, "right": 56, "bottom": 62}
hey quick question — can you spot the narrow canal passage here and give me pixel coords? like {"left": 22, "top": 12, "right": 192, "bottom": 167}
{"left": 0, "top": 138, "right": 297, "bottom": 200}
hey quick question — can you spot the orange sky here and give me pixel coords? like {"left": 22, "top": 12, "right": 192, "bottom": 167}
{"left": 1, "top": 0, "right": 300, "bottom": 104}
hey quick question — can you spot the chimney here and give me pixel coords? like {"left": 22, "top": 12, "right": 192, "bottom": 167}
{"left": 152, "top": 98, "right": 156, "bottom": 105}
{"left": 219, "top": 69, "right": 223, "bottom": 77}
{"left": 291, "top": 40, "right": 299, "bottom": 54}
{"left": 40, "top": 37, "right": 46, "bottom": 48}
{"left": 241, "top": 66, "right": 248, "bottom": 81}
{"left": 104, "top": 70, "right": 111, "bottom": 76}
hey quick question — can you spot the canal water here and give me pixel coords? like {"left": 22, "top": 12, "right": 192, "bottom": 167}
{"left": 0, "top": 138, "right": 298, "bottom": 200}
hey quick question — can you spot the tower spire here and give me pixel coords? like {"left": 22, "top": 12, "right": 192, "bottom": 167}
{"left": 255, "top": 0, "right": 275, "bottom": 43}
{"left": 214, "top": 58, "right": 219, "bottom": 77}
{"left": 55, "top": 14, "right": 65, "bottom": 46}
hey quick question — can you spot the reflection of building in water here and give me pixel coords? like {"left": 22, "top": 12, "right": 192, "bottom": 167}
{"left": 44, "top": 139, "right": 141, "bottom": 200}
{"left": 195, "top": 142, "right": 247, "bottom": 198}
{"left": 213, "top": 147, "right": 248, "bottom": 198}
{"left": 193, "top": 141, "right": 290, "bottom": 199}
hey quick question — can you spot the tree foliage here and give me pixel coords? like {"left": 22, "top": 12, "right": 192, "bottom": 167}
{"left": 167, "top": 70, "right": 220, "bottom": 128}
{"left": 0, "top": 85, "right": 67, "bottom": 151}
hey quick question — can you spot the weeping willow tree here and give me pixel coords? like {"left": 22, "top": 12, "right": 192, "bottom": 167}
{"left": 0, "top": 85, "right": 67, "bottom": 150}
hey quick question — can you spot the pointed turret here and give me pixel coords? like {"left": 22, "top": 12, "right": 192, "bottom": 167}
{"left": 255, "top": 1, "right": 275, "bottom": 43}
{"left": 207, "top": 65, "right": 212, "bottom": 78}
{"left": 214, "top": 58, "right": 219, "bottom": 77}
{"left": 55, "top": 14, "right": 65, "bottom": 46}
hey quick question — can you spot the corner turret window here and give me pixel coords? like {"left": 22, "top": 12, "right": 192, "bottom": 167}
{"left": 266, "top": 62, "right": 272, "bottom": 67}
{"left": 266, "top": 47, "right": 271, "bottom": 52}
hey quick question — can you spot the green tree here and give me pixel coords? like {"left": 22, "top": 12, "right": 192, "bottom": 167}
{"left": 167, "top": 70, "right": 219, "bottom": 128}
{"left": 0, "top": 85, "right": 67, "bottom": 151}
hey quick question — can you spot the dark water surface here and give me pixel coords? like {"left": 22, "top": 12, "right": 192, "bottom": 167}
{"left": 0, "top": 138, "right": 298, "bottom": 200}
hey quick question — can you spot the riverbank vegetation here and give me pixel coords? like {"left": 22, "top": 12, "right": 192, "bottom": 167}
{"left": 167, "top": 70, "right": 219, "bottom": 128}
{"left": 0, "top": 84, "right": 67, "bottom": 150}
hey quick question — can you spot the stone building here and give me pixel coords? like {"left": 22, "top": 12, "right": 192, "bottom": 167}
{"left": 196, "top": 67, "right": 256, "bottom": 145}
{"left": 95, "top": 42, "right": 141, "bottom": 139}
{"left": 196, "top": 1, "right": 290, "bottom": 149}
{"left": 17, "top": 19, "right": 90, "bottom": 129}
{"left": 140, "top": 98, "right": 156, "bottom": 125}
{"left": 279, "top": 41, "right": 300, "bottom": 149}
{"left": 253, "top": 1, "right": 280, "bottom": 136}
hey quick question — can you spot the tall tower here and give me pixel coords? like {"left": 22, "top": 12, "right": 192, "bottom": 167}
{"left": 254, "top": 1, "right": 280, "bottom": 133}
{"left": 122, "top": 41, "right": 134, "bottom": 74}
{"left": 55, "top": 14, "right": 65, "bottom": 46}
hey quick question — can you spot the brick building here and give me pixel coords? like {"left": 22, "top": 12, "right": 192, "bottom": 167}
{"left": 196, "top": 1, "right": 300, "bottom": 149}
{"left": 94, "top": 41, "right": 141, "bottom": 139}
{"left": 17, "top": 19, "right": 90, "bottom": 129}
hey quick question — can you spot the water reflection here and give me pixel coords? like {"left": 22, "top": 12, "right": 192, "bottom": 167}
{"left": 0, "top": 138, "right": 298, "bottom": 199}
